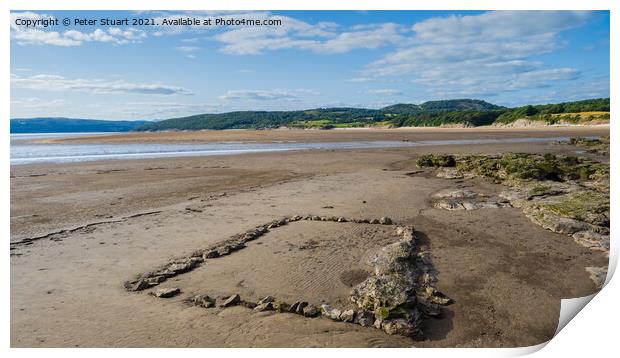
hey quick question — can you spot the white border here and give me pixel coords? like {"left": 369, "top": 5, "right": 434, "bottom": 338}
{"left": 3, "top": 1, "right": 617, "bottom": 357}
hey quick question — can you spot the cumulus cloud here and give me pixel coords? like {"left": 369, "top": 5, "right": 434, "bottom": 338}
{"left": 11, "top": 11, "right": 146, "bottom": 46}
{"left": 214, "top": 21, "right": 404, "bottom": 55}
{"left": 219, "top": 89, "right": 298, "bottom": 101}
{"left": 362, "top": 11, "right": 593, "bottom": 97}
{"left": 11, "top": 73, "right": 193, "bottom": 95}
{"left": 364, "top": 88, "right": 402, "bottom": 96}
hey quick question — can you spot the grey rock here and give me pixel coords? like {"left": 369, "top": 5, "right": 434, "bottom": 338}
{"left": 354, "top": 310, "right": 375, "bottom": 327}
{"left": 126, "top": 279, "right": 150, "bottom": 291}
{"left": 257, "top": 296, "right": 276, "bottom": 305}
{"left": 219, "top": 294, "right": 241, "bottom": 307}
{"left": 369, "top": 218, "right": 380, "bottom": 224}
{"left": 337, "top": 217, "right": 348, "bottom": 222}
{"left": 340, "top": 309, "right": 356, "bottom": 322}
{"left": 382, "top": 318, "right": 421, "bottom": 337}
{"left": 379, "top": 217, "right": 393, "bottom": 225}
{"left": 253, "top": 302, "right": 274, "bottom": 312}
{"left": 152, "top": 287, "right": 181, "bottom": 298}
{"left": 203, "top": 250, "right": 219, "bottom": 259}
{"left": 273, "top": 301, "right": 290, "bottom": 313}
{"left": 295, "top": 301, "right": 309, "bottom": 315}
{"left": 302, "top": 304, "right": 320, "bottom": 317}
{"left": 192, "top": 294, "right": 215, "bottom": 308}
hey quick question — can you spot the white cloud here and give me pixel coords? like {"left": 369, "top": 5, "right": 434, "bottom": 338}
{"left": 11, "top": 97, "right": 66, "bottom": 108}
{"left": 175, "top": 46, "right": 201, "bottom": 52}
{"left": 214, "top": 20, "right": 404, "bottom": 55}
{"left": 11, "top": 73, "right": 193, "bottom": 95}
{"left": 364, "top": 88, "right": 402, "bottom": 96}
{"left": 219, "top": 89, "right": 298, "bottom": 101}
{"left": 362, "top": 11, "right": 593, "bottom": 97}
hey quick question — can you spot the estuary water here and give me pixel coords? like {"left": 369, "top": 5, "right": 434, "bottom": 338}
{"left": 10, "top": 133, "right": 589, "bottom": 165}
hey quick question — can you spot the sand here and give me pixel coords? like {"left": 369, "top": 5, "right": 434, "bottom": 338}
{"left": 10, "top": 127, "right": 609, "bottom": 347}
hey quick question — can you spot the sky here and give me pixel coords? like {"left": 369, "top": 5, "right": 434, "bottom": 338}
{"left": 10, "top": 10, "right": 610, "bottom": 120}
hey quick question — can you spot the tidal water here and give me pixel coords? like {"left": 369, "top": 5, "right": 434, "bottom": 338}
{"left": 10, "top": 133, "right": 590, "bottom": 166}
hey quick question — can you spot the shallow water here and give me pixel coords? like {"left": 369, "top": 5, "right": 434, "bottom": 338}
{"left": 10, "top": 133, "right": 593, "bottom": 165}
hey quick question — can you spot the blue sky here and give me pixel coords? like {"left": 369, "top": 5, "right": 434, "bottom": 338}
{"left": 10, "top": 10, "right": 610, "bottom": 120}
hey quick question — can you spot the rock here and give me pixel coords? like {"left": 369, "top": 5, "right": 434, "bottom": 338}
{"left": 272, "top": 301, "right": 290, "bottom": 313}
{"left": 435, "top": 168, "right": 463, "bottom": 179}
{"left": 433, "top": 200, "right": 464, "bottom": 211}
{"left": 373, "top": 318, "right": 384, "bottom": 330}
{"left": 289, "top": 215, "right": 302, "bottom": 221}
{"left": 203, "top": 250, "right": 219, "bottom": 259}
{"left": 167, "top": 260, "right": 197, "bottom": 274}
{"left": 320, "top": 304, "right": 341, "bottom": 320}
{"left": 257, "top": 296, "right": 275, "bottom": 305}
{"left": 369, "top": 218, "right": 380, "bottom": 224}
{"left": 585, "top": 266, "right": 607, "bottom": 289}
{"left": 572, "top": 231, "right": 610, "bottom": 252}
{"left": 417, "top": 299, "right": 442, "bottom": 317}
{"left": 126, "top": 279, "right": 150, "bottom": 291}
{"left": 379, "top": 217, "right": 393, "bottom": 225}
{"left": 152, "top": 269, "right": 176, "bottom": 278}
{"left": 217, "top": 246, "right": 231, "bottom": 256}
{"left": 311, "top": 216, "right": 321, "bottom": 221}
{"left": 289, "top": 302, "right": 300, "bottom": 313}
{"left": 432, "top": 189, "right": 479, "bottom": 199}
{"left": 191, "top": 294, "right": 215, "bottom": 308}
{"left": 340, "top": 309, "right": 356, "bottom": 322}
{"left": 219, "top": 294, "right": 241, "bottom": 307}
{"left": 295, "top": 302, "right": 309, "bottom": 315}
{"left": 424, "top": 286, "right": 453, "bottom": 305}
{"left": 152, "top": 287, "right": 181, "bottom": 298}
{"left": 145, "top": 275, "right": 166, "bottom": 286}
{"left": 253, "top": 302, "right": 274, "bottom": 312}
{"left": 302, "top": 304, "right": 320, "bottom": 317}
{"left": 240, "top": 301, "right": 257, "bottom": 309}
{"left": 382, "top": 318, "right": 421, "bottom": 337}
{"left": 354, "top": 310, "right": 375, "bottom": 327}
{"left": 461, "top": 201, "right": 479, "bottom": 211}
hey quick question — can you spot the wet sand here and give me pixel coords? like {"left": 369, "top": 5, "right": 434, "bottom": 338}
{"left": 10, "top": 127, "right": 609, "bottom": 347}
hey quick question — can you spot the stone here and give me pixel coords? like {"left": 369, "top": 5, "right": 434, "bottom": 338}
{"left": 192, "top": 294, "right": 215, "bottom": 308}
{"left": 289, "top": 215, "right": 302, "bottom": 221}
{"left": 167, "top": 260, "right": 196, "bottom": 274}
{"left": 203, "top": 250, "right": 219, "bottom": 259}
{"left": 126, "top": 279, "right": 150, "bottom": 291}
{"left": 240, "top": 301, "right": 257, "bottom": 309}
{"left": 424, "top": 286, "right": 453, "bottom": 306}
{"left": 340, "top": 309, "right": 356, "bottom": 322}
{"left": 311, "top": 216, "right": 321, "bottom": 221}
{"left": 273, "top": 301, "right": 290, "bottom": 313}
{"left": 417, "top": 299, "right": 442, "bottom": 318}
{"left": 152, "top": 287, "right": 181, "bottom": 298}
{"left": 319, "top": 304, "right": 342, "bottom": 321}
{"left": 337, "top": 217, "right": 348, "bottom": 222}
{"left": 379, "top": 217, "right": 393, "bottom": 225}
{"left": 432, "top": 189, "right": 479, "bottom": 199}
{"left": 354, "top": 310, "right": 375, "bottom": 327}
{"left": 253, "top": 302, "right": 274, "bottom": 312}
{"left": 257, "top": 296, "right": 275, "bottom": 305}
{"left": 302, "top": 304, "right": 320, "bottom": 317}
{"left": 382, "top": 318, "right": 421, "bottom": 337}
{"left": 145, "top": 275, "right": 166, "bottom": 286}
{"left": 369, "top": 218, "right": 380, "bottom": 224}
{"left": 217, "top": 246, "right": 231, "bottom": 256}
{"left": 219, "top": 294, "right": 241, "bottom": 307}
{"left": 585, "top": 266, "right": 607, "bottom": 289}
{"left": 572, "top": 231, "right": 610, "bottom": 252}
{"left": 295, "top": 302, "right": 309, "bottom": 315}
{"left": 435, "top": 168, "right": 464, "bottom": 179}
{"left": 289, "top": 301, "right": 301, "bottom": 313}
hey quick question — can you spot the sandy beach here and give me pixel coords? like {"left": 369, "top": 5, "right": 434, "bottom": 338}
{"left": 10, "top": 127, "right": 609, "bottom": 347}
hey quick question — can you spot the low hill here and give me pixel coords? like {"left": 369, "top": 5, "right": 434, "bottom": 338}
{"left": 10, "top": 117, "right": 150, "bottom": 133}
{"left": 135, "top": 99, "right": 503, "bottom": 131}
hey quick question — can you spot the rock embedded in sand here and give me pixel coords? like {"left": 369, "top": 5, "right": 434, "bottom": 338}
{"left": 340, "top": 309, "right": 356, "bottom": 323}
{"left": 585, "top": 266, "right": 607, "bottom": 289}
{"left": 253, "top": 302, "right": 274, "bottom": 312}
{"left": 219, "top": 294, "right": 241, "bottom": 307}
{"left": 354, "top": 310, "right": 375, "bottom": 327}
{"left": 572, "top": 231, "right": 610, "bottom": 252}
{"left": 379, "top": 217, "right": 393, "bottom": 225}
{"left": 257, "top": 296, "right": 275, "bottom": 305}
{"left": 302, "top": 304, "right": 320, "bottom": 317}
{"left": 191, "top": 294, "right": 215, "bottom": 308}
{"left": 382, "top": 318, "right": 421, "bottom": 337}
{"left": 152, "top": 287, "right": 181, "bottom": 298}
{"left": 273, "top": 301, "right": 290, "bottom": 313}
